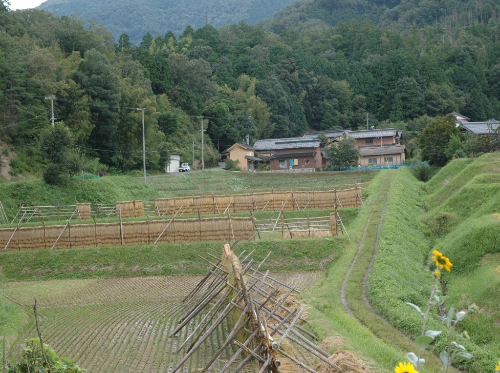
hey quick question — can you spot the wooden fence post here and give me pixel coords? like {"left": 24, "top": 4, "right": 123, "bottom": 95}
{"left": 43, "top": 219, "right": 46, "bottom": 249}
{"left": 198, "top": 208, "right": 202, "bottom": 242}
{"left": 147, "top": 216, "right": 150, "bottom": 245}
{"left": 119, "top": 208, "right": 124, "bottom": 246}
{"left": 94, "top": 218, "right": 97, "bottom": 247}
{"left": 281, "top": 212, "right": 284, "bottom": 239}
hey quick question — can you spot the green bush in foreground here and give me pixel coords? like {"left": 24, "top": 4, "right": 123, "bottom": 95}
{"left": 7, "top": 338, "right": 85, "bottom": 373}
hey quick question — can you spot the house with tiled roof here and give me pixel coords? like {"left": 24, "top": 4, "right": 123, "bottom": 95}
{"left": 253, "top": 137, "right": 322, "bottom": 171}
{"left": 226, "top": 142, "right": 261, "bottom": 171}
{"left": 459, "top": 120, "right": 499, "bottom": 135}
{"left": 344, "top": 128, "right": 406, "bottom": 166}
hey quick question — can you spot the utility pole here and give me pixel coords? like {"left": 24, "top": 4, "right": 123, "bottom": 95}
{"left": 366, "top": 113, "right": 369, "bottom": 130}
{"left": 138, "top": 108, "right": 146, "bottom": 184}
{"left": 192, "top": 141, "right": 195, "bottom": 169}
{"left": 45, "top": 96, "right": 56, "bottom": 128}
{"left": 380, "top": 135, "right": 383, "bottom": 166}
{"left": 198, "top": 116, "right": 205, "bottom": 170}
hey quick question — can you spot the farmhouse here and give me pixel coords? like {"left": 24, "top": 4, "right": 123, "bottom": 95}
{"left": 226, "top": 142, "right": 261, "bottom": 171}
{"left": 253, "top": 137, "right": 322, "bottom": 171}
{"left": 459, "top": 120, "right": 499, "bottom": 135}
{"left": 345, "top": 128, "right": 405, "bottom": 166}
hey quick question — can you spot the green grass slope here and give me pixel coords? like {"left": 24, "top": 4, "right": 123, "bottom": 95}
{"left": 419, "top": 153, "right": 500, "bottom": 372}
{"left": 424, "top": 153, "right": 500, "bottom": 210}
{"left": 0, "top": 176, "right": 157, "bottom": 218}
{"left": 358, "top": 164, "right": 499, "bottom": 373}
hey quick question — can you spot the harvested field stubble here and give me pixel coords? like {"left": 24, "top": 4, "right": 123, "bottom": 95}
{"left": 2, "top": 272, "right": 321, "bottom": 373}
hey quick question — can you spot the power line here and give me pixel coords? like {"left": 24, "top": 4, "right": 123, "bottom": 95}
{"left": 2, "top": 111, "right": 51, "bottom": 129}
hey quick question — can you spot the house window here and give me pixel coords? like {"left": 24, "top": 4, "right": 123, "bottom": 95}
{"left": 368, "top": 158, "right": 377, "bottom": 164}
{"left": 365, "top": 138, "right": 373, "bottom": 145}
{"left": 305, "top": 159, "right": 310, "bottom": 164}
{"left": 279, "top": 159, "right": 287, "bottom": 168}
{"left": 294, "top": 158, "right": 299, "bottom": 166}
{"left": 384, "top": 157, "right": 393, "bottom": 164}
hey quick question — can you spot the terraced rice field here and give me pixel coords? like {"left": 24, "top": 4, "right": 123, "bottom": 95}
{"left": 1, "top": 272, "right": 321, "bottom": 372}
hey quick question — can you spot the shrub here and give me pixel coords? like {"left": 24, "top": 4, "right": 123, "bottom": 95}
{"left": 225, "top": 159, "right": 241, "bottom": 171}
{"left": 411, "top": 163, "right": 436, "bottom": 182}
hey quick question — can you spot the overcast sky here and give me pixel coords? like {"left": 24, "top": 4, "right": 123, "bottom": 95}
{"left": 8, "top": 0, "right": 45, "bottom": 10}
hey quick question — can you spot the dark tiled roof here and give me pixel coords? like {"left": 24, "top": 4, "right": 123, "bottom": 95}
{"left": 228, "top": 142, "right": 254, "bottom": 151}
{"left": 245, "top": 155, "right": 262, "bottom": 162}
{"left": 303, "top": 130, "right": 346, "bottom": 139}
{"left": 461, "top": 122, "right": 499, "bottom": 134}
{"left": 253, "top": 137, "right": 320, "bottom": 150}
{"left": 359, "top": 144, "right": 405, "bottom": 157}
{"left": 346, "top": 128, "right": 398, "bottom": 138}
{"left": 270, "top": 151, "right": 317, "bottom": 159}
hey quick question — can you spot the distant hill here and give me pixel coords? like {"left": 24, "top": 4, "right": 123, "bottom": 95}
{"left": 260, "top": 0, "right": 500, "bottom": 35}
{"left": 37, "top": 0, "right": 298, "bottom": 44}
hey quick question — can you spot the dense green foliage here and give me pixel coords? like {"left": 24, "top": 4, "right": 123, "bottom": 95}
{"left": 7, "top": 339, "right": 85, "bottom": 372}
{"left": 325, "top": 136, "right": 360, "bottom": 170}
{"left": 262, "top": 0, "right": 500, "bottom": 37}
{"left": 418, "top": 114, "right": 459, "bottom": 166}
{"left": 2, "top": 0, "right": 500, "bottom": 177}
{"left": 38, "top": 0, "right": 298, "bottom": 45}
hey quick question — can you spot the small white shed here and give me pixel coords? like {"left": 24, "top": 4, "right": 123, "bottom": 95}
{"left": 166, "top": 153, "right": 181, "bottom": 173}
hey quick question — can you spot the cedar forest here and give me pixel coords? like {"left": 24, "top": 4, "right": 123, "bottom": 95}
{"left": 1, "top": 0, "right": 500, "bottom": 178}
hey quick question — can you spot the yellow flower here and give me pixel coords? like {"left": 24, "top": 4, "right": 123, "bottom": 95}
{"left": 495, "top": 359, "right": 500, "bottom": 371}
{"left": 432, "top": 250, "right": 453, "bottom": 272}
{"left": 395, "top": 362, "right": 418, "bottom": 373}
{"left": 434, "top": 270, "right": 441, "bottom": 277}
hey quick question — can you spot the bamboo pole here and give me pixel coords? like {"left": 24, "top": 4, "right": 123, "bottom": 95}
{"left": 228, "top": 213, "right": 235, "bottom": 242}
{"left": 51, "top": 209, "right": 77, "bottom": 250}
{"left": 261, "top": 198, "right": 271, "bottom": 212}
{"left": 337, "top": 211, "right": 350, "bottom": 241}
{"left": 33, "top": 299, "right": 53, "bottom": 373}
{"left": 3, "top": 210, "right": 27, "bottom": 251}
{"left": 154, "top": 205, "right": 183, "bottom": 244}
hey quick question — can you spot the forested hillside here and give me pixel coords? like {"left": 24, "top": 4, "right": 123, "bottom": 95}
{"left": 36, "top": 0, "right": 297, "bottom": 45}
{"left": 1, "top": 0, "right": 500, "bottom": 179}
{"left": 262, "top": 0, "right": 500, "bottom": 35}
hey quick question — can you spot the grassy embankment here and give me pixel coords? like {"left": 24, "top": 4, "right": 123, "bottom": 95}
{"left": 357, "top": 154, "right": 500, "bottom": 373}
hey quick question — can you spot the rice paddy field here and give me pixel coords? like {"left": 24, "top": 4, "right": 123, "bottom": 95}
{"left": 1, "top": 272, "right": 322, "bottom": 373}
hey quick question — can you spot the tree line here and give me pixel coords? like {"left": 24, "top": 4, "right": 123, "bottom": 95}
{"left": 1, "top": 0, "right": 500, "bottom": 182}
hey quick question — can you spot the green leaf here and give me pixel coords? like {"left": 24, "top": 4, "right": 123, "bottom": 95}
{"left": 446, "top": 305, "right": 455, "bottom": 327}
{"left": 415, "top": 336, "right": 434, "bottom": 349}
{"left": 424, "top": 330, "right": 442, "bottom": 338}
{"left": 440, "top": 351, "right": 449, "bottom": 367}
{"left": 406, "top": 302, "right": 424, "bottom": 316}
{"left": 456, "top": 352, "right": 473, "bottom": 359}
{"left": 406, "top": 352, "right": 418, "bottom": 366}
{"left": 455, "top": 311, "right": 466, "bottom": 321}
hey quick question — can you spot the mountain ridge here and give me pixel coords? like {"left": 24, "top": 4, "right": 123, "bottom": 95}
{"left": 37, "top": 0, "right": 298, "bottom": 44}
